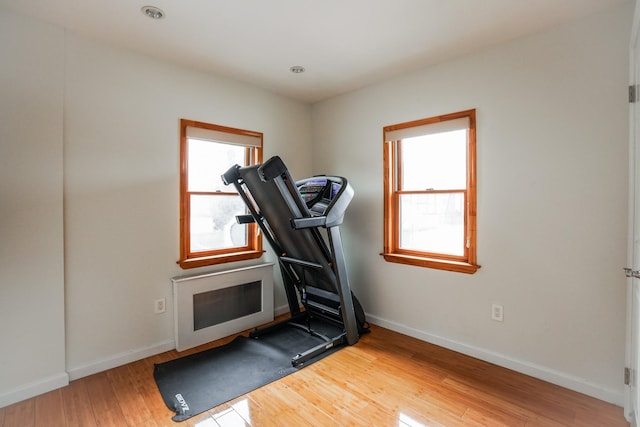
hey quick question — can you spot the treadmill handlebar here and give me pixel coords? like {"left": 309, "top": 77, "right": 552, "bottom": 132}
{"left": 222, "top": 156, "right": 353, "bottom": 229}
{"left": 323, "top": 180, "right": 352, "bottom": 227}
{"left": 235, "top": 214, "right": 256, "bottom": 224}
{"left": 291, "top": 216, "right": 327, "bottom": 229}
{"left": 221, "top": 164, "right": 241, "bottom": 186}
{"left": 258, "top": 155, "right": 288, "bottom": 182}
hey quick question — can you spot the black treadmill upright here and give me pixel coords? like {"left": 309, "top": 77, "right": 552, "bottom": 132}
{"left": 222, "top": 155, "right": 366, "bottom": 366}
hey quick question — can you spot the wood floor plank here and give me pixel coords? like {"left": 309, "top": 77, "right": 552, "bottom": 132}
{"left": 525, "top": 414, "right": 576, "bottom": 427}
{"left": 433, "top": 357, "right": 579, "bottom": 424}
{"left": 219, "top": 398, "right": 280, "bottom": 427}
{"left": 2, "top": 399, "right": 35, "bottom": 427}
{"left": 125, "top": 359, "right": 175, "bottom": 424}
{"left": 0, "top": 321, "right": 629, "bottom": 426}
{"left": 285, "top": 369, "right": 376, "bottom": 425}
{"left": 248, "top": 378, "right": 338, "bottom": 426}
{"left": 60, "top": 378, "right": 98, "bottom": 427}
{"left": 106, "top": 364, "right": 156, "bottom": 426}
{"left": 462, "top": 406, "right": 528, "bottom": 427}
{"left": 83, "top": 373, "right": 127, "bottom": 426}
{"left": 433, "top": 377, "right": 532, "bottom": 424}
{"left": 34, "top": 389, "right": 66, "bottom": 427}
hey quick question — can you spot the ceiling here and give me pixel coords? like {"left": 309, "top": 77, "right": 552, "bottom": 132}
{"left": 0, "top": 0, "right": 628, "bottom": 103}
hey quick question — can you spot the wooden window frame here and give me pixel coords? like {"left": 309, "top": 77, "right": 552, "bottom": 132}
{"left": 382, "top": 109, "right": 479, "bottom": 274}
{"left": 178, "top": 119, "right": 263, "bottom": 269}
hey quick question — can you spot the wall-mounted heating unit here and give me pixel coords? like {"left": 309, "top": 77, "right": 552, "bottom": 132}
{"left": 172, "top": 263, "right": 274, "bottom": 351}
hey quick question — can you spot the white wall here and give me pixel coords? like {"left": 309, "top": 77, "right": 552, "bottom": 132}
{"left": 63, "top": 34, "right": 312, "bottom": 378}
{"left": 0, "top": 9, "right": 68, "bottom": 405}
{"left": 0, "top": 6, "right": 312, "bottom": 405}
{"left": 311, "top": 1, "right": 632, "bottom": 404}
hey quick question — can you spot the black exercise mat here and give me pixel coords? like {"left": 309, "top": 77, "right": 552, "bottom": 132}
{"left": 153, "top": 319, "right": 344, "bottom": 422}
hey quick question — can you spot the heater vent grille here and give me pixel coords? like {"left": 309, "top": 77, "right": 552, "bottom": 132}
{"left": 172, "top": 264, "right": 274, "bottom": 351}
{"left": 193, "top": 280, "right": 262, "bottom": 331}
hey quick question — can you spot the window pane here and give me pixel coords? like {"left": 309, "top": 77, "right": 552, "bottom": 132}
{"left": 399, "top": 193, "right": 464, "bottom": 256}
{"left": 190, "top": 194, "right": 247, "bottom": 252}
{"left": 401, "top": 129, "right": 467, "bottom": 191}
{"left": 188, "top": 139, "right": 246, "bottom": 192}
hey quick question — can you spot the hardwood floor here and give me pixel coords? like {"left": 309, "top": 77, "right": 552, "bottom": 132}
{"left": 0, "top": 323, "right": 629, "bottom": 426}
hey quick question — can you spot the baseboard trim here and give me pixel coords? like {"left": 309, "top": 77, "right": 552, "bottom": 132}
{"left": 67, "top": 339, "right": 175, "bottom": 381}
{"left": 0, "top": 372, "right": 69, "bottom": 408}
{"left": 366, "top": 313, "right": 624, "bottom": 406}
{"left": 68, "top": 305, "right": 292, "bottom": 382}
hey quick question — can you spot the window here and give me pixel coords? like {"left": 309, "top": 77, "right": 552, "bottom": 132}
{"left": 178, "top": 119, "right": 263, "bottom": 269}
{"left": 382, "top": 109, "right": 478, "bottom": 274}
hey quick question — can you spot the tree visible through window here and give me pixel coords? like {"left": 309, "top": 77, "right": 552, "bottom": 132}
{"left": 178, "top": 119, "right": 263, "bottom": 269}
{"left": 382, "top": 109, "right": 478, "bottom": 273}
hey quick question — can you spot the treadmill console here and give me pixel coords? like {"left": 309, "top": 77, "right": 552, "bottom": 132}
{"left": 297, "top": 177, "right": 344, "bottom": 216}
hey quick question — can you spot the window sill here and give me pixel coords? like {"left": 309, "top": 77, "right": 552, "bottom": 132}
{"left": 381, "top": 253, "right": 480, "bottom": 274}
{"left": 178, "top": 250, "right": 264, "bottom": 269}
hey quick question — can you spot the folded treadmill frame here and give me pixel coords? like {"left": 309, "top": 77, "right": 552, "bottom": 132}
{"left": 222, "top": 156, "right": 360, "bottom": 366}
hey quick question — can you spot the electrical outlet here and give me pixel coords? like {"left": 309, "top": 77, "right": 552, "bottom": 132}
{"left": 491, "top": 304, "right": 503, "bottom": 322}
{"left": 154, "top": 298, "right": 166, "bottom": 314}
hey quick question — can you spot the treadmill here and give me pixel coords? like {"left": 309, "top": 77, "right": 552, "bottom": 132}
{"left": 222, "top": 156, "right": 368, "bottom": 366}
